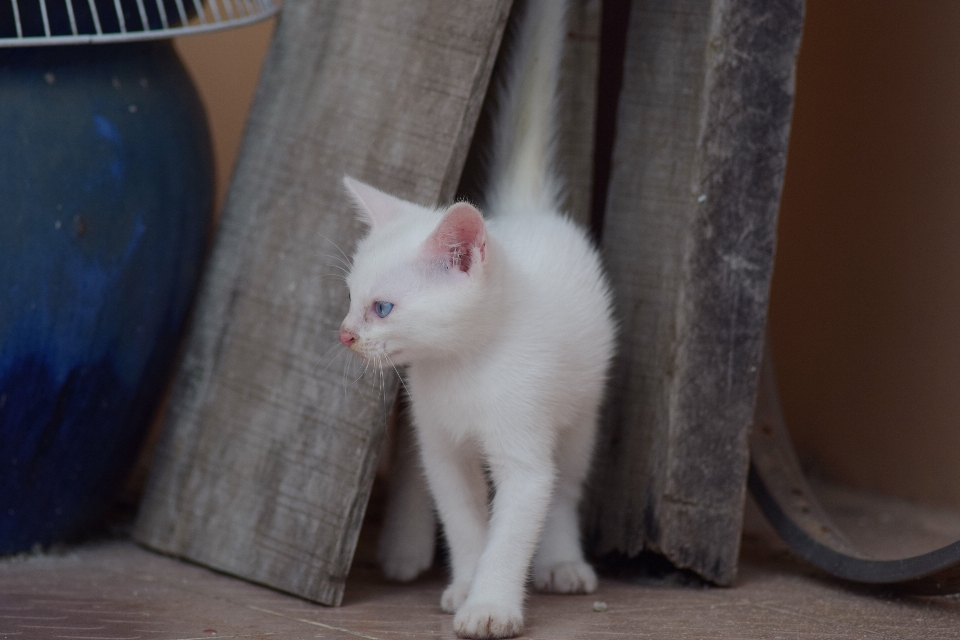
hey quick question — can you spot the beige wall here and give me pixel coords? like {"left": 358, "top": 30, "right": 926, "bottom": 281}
{"left": 173, "top": 18, "right": 275, "bottom": 214}
{"left": 769, "top": 1, "right": 960, "bottom": 509}
{"left": 173, "top": 2, "right": 960, "bottom": 511}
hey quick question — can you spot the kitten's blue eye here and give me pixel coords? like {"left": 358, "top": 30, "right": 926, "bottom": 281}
{"left": 374, "top": 301, "right": 394, "bottom": 318}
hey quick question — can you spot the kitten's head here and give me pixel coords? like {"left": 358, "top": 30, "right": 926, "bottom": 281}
{"left": 338, "top": 177, "right": 488, "bottom": 365}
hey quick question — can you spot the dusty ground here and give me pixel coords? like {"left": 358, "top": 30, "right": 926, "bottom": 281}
{"left": 3, "top": 486, "right": 960, "bottom": 639}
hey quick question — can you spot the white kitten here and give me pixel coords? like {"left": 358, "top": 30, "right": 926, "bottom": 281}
{"left": 339, "top": 1, "right": 615, "bottom": 637}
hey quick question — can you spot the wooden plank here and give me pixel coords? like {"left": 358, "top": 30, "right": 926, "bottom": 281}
{"left": 586, "top": 0, "right": 804, "bottom": 585}
{"left": 134, "top": 0, "right": 512, "bottom": 606}
{"left": 556, "top": 0, "right": 601, "bottom": 227}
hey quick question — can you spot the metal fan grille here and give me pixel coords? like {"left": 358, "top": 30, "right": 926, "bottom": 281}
{"left": 1, "top": 0, "right": 279, "bottom": 46}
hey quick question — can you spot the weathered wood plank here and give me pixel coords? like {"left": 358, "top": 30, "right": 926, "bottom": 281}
{"left": 587, "top": 0, "right": 804, "bottom": 585}
{"left": 134, "top": 0, "right": 512, "bottom": 606}
{"left": 556, "top": 0, "right": 601, "bottom": 227}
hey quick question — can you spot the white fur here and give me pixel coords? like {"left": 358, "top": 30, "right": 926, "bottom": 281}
{"left": 339, "top": 1, "right": 615, "bottom": 637}
{"left": 377, "top": 413, "right": 437, "bottom": 582}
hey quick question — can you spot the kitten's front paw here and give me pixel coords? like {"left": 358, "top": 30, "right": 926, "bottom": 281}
{"left": 533, "top": 561, "right": 598, "bottom": 594}
{"left": 441, "top": 581, "right": 471, "bottom": 614}
{"left": 454, "top": 601, "right": 523, "bottom": 639}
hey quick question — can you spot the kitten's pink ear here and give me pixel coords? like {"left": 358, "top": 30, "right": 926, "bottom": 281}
{"left": 343, "top": 176, "right": 407, "bottom": 229}
{"left": 428, "top": 203, "right": 486, "bottom": 273}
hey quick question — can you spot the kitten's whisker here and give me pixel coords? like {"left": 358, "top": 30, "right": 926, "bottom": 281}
{"left": 320, "top": 265, "right": 350, "bottom": 281}
{"left": 315, "top": 233, "right": 353, "bottom": 267}
{"left": 315, "top": 342, "right": 347, "bottom": 375}
{"left": 314, "top": 339, "right": 343, "bottom": 364}
{"left": 319, "top": 254, "right": 351, "bottom": 273}
{"left": 382, "top": 357, "right": 387, "bottom": 400}
{"left": 342, "top": 350, "right": 357, "bottom": 399}
{"left": 320, "top": 271, "right": 349, "bottom": 282}
{"left": 378, "top": 356, "right": 390, "bottom": 424}
{"left": 385, "top": 354, "right": 410, "bottom": 396}
{"left": 353, "top": 357, "right": 370, "bottom": 385}
{"left": 377, "top": 355, "right": 387, "bottom": 416}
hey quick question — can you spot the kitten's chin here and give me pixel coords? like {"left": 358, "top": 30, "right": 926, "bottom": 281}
{"left": 354, "top": 345, "right": 409, "bottom": 366}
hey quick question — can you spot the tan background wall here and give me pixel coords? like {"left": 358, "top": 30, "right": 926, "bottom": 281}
{"left": 173, "top": 19, "right": 275, "bottom": 214}
{"left": 172, "top": 0, "right": 960, "bottom": 511}
{"left": 769, "top": 1, "right": 960, "bottom": 510}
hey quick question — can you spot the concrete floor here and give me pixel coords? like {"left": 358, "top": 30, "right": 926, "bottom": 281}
{"left": 3, "top": 488, "right": 960, "bottom": 640}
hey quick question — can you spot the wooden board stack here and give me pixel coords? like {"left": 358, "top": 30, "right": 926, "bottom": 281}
{"left": 136, "top": 0, "right": 804, "bottom": 602}
{"left": 587, "top": 0, "right": 804, "bottom": 585}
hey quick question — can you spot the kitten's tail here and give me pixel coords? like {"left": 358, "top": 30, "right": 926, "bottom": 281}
{"left": 487, "top": 0, "right": 567, "bottom": 215}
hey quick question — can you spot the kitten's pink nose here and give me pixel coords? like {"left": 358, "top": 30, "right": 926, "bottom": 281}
{"left": 339, "top": 328, "right": 357, "bottom": 346}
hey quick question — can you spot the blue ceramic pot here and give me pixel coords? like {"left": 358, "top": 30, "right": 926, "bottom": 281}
{"left": 0, "top": 41, "right": 212, "bottom": 553}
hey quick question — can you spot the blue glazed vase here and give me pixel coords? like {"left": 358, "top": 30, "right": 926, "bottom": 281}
{"left": 0, "top": 41, "right": 212, "bottom": 554}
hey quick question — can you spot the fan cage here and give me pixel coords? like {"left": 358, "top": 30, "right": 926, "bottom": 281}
{"left": 0, "top": 0, "right": 279, "bottom": 46}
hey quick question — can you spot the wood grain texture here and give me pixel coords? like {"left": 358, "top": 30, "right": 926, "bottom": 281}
{"left": 556, "top": 0, "right": 601, "bottom": 227}
{"left": 587, "top": 0, "right": 804, "bottom": 585}
{"left": 134, "top": 0, "right": 511, "bottom": 606}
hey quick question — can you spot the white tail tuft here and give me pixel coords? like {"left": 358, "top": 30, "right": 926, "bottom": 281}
{"left": 487, "top": 0, "right": 568, "bottom": 215}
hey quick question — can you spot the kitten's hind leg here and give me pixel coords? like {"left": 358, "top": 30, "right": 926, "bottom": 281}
{"left": 532, "top": 413, "right": 598, "bottom": 594}
{"left": 532, "top": 488, "right": 597, "bottom": 594}
{"left": 379, "top": 416, "right": 437, "bottom": 582}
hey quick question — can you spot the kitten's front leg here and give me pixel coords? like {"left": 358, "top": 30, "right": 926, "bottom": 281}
{"left": 414, "top": 423, "right": 490, "bottom": 613}
{"left": 454, "top": 445, "right": 555, "bottom": 639}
